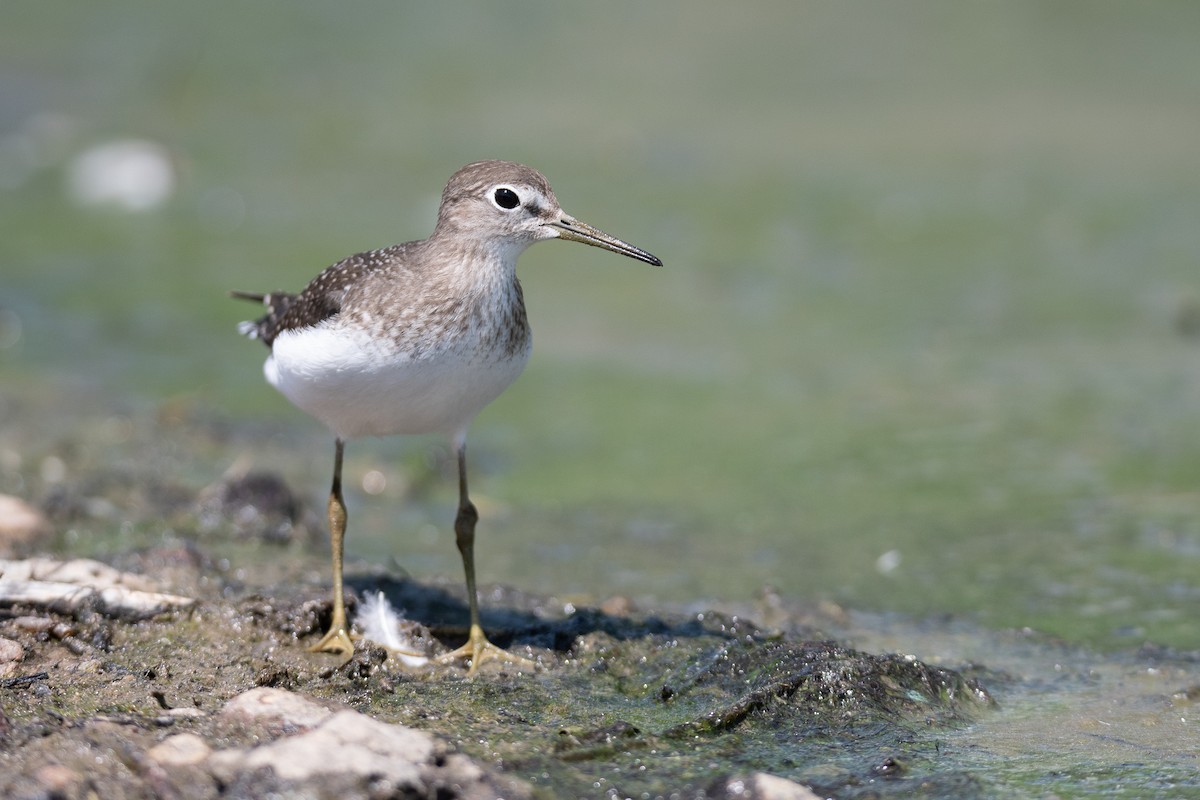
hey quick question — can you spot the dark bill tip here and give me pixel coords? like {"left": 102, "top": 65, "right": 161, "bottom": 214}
{"left": 550, "top": 218, "right": 662, "bottom": 267}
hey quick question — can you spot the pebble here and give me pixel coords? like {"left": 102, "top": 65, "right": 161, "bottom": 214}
{"left": 147, "top": 733, "right": 212, "bottom": 767}
{"left": 599, "top": 594, "right": 634, "bottom": 616}
{"left": 209, "top": 710, "right": 434, "bottom": 785}
{"left": 207, "top": 687, "right": 519, "bottom": 798}
{"left": 0, "top": 494, "right": 51, "bottom": 555}
{"left": 724, "top": 773, "right": 821, "bottom": 800}
{"left": 0, "top": 635, "right": 23, "bottom": 678}
{"left": 33, "top": 764, "right": 83, "bottom": 795}
{"left": 10, "top": 615, "right": 55, "bottom": 633}
{"left": 220, "top": 685, "right": 334, "bottom": 728}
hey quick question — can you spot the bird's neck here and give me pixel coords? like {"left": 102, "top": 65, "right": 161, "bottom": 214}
{"left": 424, "top": 228, "right": 530, "bottom": 282}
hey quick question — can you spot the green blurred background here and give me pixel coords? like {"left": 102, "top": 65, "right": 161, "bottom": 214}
{"left": 3, "top": 2, "right": 1200, "bottom": 649}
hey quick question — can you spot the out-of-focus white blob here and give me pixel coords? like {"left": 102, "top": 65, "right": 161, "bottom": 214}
{"left": 67, "top": 139, "right": 175, "bottom": 212}
{"left": 875, "top": 549, "right": 902, "bottom": 575}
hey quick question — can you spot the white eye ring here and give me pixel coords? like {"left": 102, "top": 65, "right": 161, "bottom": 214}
{"left": 491, "top": 185, "right": 521, "bottom": 211}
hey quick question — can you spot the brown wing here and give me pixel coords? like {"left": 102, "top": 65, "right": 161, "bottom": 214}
{"left": 232, "top": 247, "right": 395, "bottom": 347}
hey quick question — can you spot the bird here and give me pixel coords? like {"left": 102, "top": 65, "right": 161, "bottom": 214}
{"left": 233, "top": 160, "right": 661, "bottom": 673}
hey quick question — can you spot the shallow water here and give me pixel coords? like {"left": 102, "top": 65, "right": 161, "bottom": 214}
{"left": 839, "top": 613, "right": 1200, "bottom": 798}
{"left": 3, "top": 4, "right": 1200, "bottom": 794}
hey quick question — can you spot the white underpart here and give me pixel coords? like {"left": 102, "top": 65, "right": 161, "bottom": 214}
{"left": 266, "top": 318, "right": 529, "bottom": 441}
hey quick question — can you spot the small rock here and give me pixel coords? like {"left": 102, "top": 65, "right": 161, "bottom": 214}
{"left": 721, "top": 773, "right": 821, "bottom": 800}
{"left": 0, "top": 494, "right": 52, "bottom": 556}
{"left": 33, "top": 764, "right": 83, "bottom": 795}
{"left": 197, "top": 471, "right": 315, "bottom": 544}
{"left": 599, "top": 594, "right": 633, "bottom": 616}
{"left": 209, "top": 709, "right": 434, "bottom": 784}
{"left": 10, "top": 615, "right": 55, "bottom": 633}
{"left": 147, "top": 733, "right": 212, "bottom": 767}
{"left": 0, "top": 635, "right": 22, "bottom": 678}
{"left": 0, "top": 557, "right": 195, "bottom": 619}
{"left": 0, "top": 636, "right": 22, "bottom": 662}
{"left": 0, "top": 556, "right": 156, "bottom": 591}
{"left": 211, "top": 689, "right": 527, "bottom": 798}
{"left": 221, "top": 686, "right": 334, "bottom": 729}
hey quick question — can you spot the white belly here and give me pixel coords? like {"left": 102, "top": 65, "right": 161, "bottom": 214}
{"left": 265, "top": 321, "right": 530, "bottom": 440}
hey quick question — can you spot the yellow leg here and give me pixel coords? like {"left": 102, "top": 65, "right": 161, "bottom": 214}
{"left": 436, "top": 440, "right": 536, "bottom": 675}
{"left": 309, "top": 438, "right": 354, "bottom": 659}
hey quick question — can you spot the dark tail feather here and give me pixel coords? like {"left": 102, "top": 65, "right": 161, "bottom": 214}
{"left": 231, "top": 290, "right": 296, "bottom": 345}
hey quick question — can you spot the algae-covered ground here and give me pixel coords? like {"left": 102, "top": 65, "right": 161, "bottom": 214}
{"left": 0, "top": 549, "right": 995, "bottom": 799}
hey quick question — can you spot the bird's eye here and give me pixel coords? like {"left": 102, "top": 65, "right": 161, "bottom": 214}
{"left": 493, "top": 187, "right": 520, "bottom": 210}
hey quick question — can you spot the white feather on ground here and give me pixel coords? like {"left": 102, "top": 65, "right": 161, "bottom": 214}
{"left": 355, "top": 591, "right": 430, "bottom": 667}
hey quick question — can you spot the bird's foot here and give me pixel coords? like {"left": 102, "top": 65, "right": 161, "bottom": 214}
{"left": 436, "top": 623, "right": 536, "bottom": 676}
{"left": 308, "top": 623, "right": 355, "bottom": 662}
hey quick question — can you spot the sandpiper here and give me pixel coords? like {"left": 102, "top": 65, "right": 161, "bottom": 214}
{"left": 234, "top": 160, "right": 661, "bottom": 673}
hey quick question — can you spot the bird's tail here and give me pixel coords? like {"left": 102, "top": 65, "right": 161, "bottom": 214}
{"left": 230, "top": 290, "right": 294, "bottom": 343}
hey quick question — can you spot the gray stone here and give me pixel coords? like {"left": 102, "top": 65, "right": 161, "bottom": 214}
{"left": 147, "top": 733, "right": 212, "bottom": 767}
{"left": 220, "top": 685, "right": 334, "bottom": 728}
